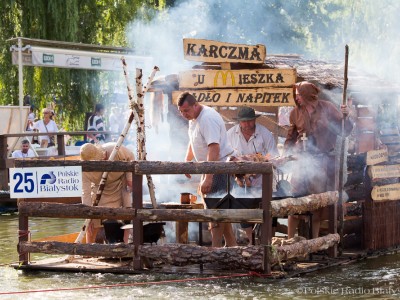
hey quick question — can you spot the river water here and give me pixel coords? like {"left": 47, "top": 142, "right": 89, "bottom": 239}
{"left": 1, "top": 213, "right": 400, "bottom": 299}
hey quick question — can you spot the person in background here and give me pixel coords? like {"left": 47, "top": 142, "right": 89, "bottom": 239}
{"left": 26, "top": 105, "right": 35, "bottom": 131}
{"left": 177, "top": 92, "right": 237, "bottom": 248}
{"left": 11, "top": 139, "right": 35, "bottom": 158}
{"left": 227, "top": 106, "right": 279, "bottom": 244}
{"left": 80, "top": 142, "right": 135, "bottom": 243}
{"left": 108, "top": 107, "right": 120, "bottom": 134}
{"left": 33, "top": 107, "right": 58, "bottom": 147}
{"left": 87, "top": 103, "right": 106, "bottom": 144}
{"left": 284, "top": 81, "right": 353, "bottom": 239}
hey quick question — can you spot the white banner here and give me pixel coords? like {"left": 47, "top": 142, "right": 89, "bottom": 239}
{"left": 10, "top": 166, "right": 82, "bottom": 198}
{"left": 12, "top": 46, "right": 153, "bottom": 72}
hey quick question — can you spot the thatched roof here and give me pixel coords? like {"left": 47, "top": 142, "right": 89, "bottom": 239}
{"left": 149, "top": 55, "right": 400, "bottom": 98}
{"left": 265, "top": 55, "right": 400, "bottom": 95}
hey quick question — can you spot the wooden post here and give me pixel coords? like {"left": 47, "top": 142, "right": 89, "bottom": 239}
{"left": 328, "top": 203, "right": 338, "bottom": 257}
{"left": 18, "top": 214, "right": 29, "bottom": 264}
{"left": 132, "top": 174, "right": 143, "bottom": 269}
{"left": 260, "top": 172, "right": 273, "bottom": 274}
{"left": 338, "top": 45, "right": 349, "bottom": 255}
{"left": 176, "top": 220, "right": 189, "bottom": 244}
{"left": 56, "top": 133, "right": 65, "bottom": 156}
{"left": 0, "top": 135, "right": 8, "bottom": 190}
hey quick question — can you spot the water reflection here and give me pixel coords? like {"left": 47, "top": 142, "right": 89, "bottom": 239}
{"left": 1, "top": 215, "right": 400, "bottom": 299}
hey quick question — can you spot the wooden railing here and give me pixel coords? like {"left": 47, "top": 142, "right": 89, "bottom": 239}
{"left": 15, "top": 159, "right": 274, "bottom": 273}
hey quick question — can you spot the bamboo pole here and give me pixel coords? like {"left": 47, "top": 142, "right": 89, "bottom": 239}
{"left": 66, "top": 59, "right": 159, "bottom": 260}
{"left": 135, "top": 68, "right": 158, "bottom": 208}
{"left": 338, "top": 45, "right": 349, "bottom": 255}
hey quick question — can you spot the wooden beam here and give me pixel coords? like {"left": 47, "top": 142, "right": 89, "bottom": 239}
{"left": 18, "top": 191, "right": 338, "bottom": 220}
{"left": 20, "top": 241, "right": 136, "bottom": 257}
{"left": 270, "top": 191, "right": 339, "bottom": 217}
{"left": 18, "top": 202, "right": 264, "bottom": 222}
{"left": 14, "top": 160, "right": 274, "bottom": 175}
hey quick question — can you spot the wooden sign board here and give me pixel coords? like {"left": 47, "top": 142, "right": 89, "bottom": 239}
{"left": 183, "top": 39, "right": 266, "bottom": 64}
{"left": 371, "top": 183, "right": 400, "bottom": 201}
{"left": 369, "top": 164, "right": 400, "bottom": 180}
{"left": 179, "top": 69, "right": 296, "bottom": 89}
{"left": 172, "top": 88, "right": 295, "bottom": 107}
{"left": 366, "top": 148, "right": 388, "bottom": 166}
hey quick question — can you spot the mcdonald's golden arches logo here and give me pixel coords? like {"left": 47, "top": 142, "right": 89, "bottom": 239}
{"left": 214, "top": 70, "right": 235, "bottom": 87}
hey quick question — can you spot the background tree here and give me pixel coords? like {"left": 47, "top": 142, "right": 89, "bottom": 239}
{"left": 0, "top": 0, "right": 398, "bottom": 131}
{"left": 0, "top": 0, "right": 165, "bottom": 130}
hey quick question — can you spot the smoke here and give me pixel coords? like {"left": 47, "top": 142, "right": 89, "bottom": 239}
{"left": 126, "top": 0, "right": 399, "bottom": 85}
{"left": 123, "top": 0, "right": 400, "bottom": 204}
{"left": 126, "top": 0, "right": 313, "bottom": 75}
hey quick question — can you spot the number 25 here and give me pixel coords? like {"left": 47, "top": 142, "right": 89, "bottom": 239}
{"left": 13, "top": 172, "right": 34, "bottom": 193}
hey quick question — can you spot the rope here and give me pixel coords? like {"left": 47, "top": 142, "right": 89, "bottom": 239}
{"left": 0, "top": 272, "right": 271, "bottom": 295}
{"left": 18, "top": 230, "right": 30, "bottom": 238}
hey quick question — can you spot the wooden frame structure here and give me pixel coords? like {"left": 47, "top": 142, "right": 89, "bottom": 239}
{"left": 15, "top": 159, "right": 274, "bottom": 273}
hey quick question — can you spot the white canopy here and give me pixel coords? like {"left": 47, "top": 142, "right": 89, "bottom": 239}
{"left": 8, "top": 37, "right": 153, "bottom": 131}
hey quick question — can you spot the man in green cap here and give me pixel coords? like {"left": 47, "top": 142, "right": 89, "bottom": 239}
{"left": 227, "top": 106, "right": 279, "bottom": 244}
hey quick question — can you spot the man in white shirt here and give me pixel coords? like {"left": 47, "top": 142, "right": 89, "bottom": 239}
{"left": 12, "top": 139, "right": 35, "bottom": 158}
{"left": 177, "top": 92, "right": 237, "bottom": 247}
{"left": 227, "top": 106, "right": 279, "bottom": 244}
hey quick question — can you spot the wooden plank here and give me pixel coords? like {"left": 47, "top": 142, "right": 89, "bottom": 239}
{"left": 172, "top": 88, "right": 295, "bottom": 107}
{"left": 18, "top": 202, "right": 264, "bottom": 222}
{"left": 183, "top": 38, "right": 266, "bottom": 64}
{"left": 179, "top": 69, "right": 296, "bottom": 89}
{"left": 369, "top": 164, "right": 400, "bottom": 180}
{"left": 371, "top": 183, "right": 400, "bottom": 201}
{"left": 14, "top": 160, "right": 274, "bottom": 175}
{"left": 366, "top": 148, "right": 388, "bottom": 165}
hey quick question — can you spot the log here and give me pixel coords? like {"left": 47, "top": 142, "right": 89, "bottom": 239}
{"left": 140, "top": 234, "right": 339, "bottom": 270}
{"left": 271, "top": 191, "right": 338, "bottom": 217}
{"left": 18, "top": 202, "right": 137, "bottom": 220}
{"left": 19, "top": 234, "right": 339, "bottom": 270}
{"left": 19, "top": 191, "right": 340, "bottom": 220}
{"left": 18, "top": 202, "right": 263, "bottom": 223}
{"left": 14, "top": 160, "right": 274, "bottom": 175}
{"left": 19, "top": 241, "right": 135, "bottom": 257}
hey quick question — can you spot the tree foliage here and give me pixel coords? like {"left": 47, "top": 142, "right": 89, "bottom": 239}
{"left": 0, "top": 0, "right": 398, "bottom": 131}
{"left": 0, "top": 0, "right": 164, "bottom": 130}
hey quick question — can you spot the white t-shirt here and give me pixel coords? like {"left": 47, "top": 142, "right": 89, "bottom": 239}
{"left": 12, "top": 149, "right": 35, "bottom": 158}
{"left": 188, "top": 105, "right": 233, "bottom": 162}
{"left": 227, "top": 123, "right": 279, "bottom": 157}
{"left": 33, "top": 119, "right": 58, "bottom": 144}
{"left": 227, "top": 123, "right": 279, "bottom": 188}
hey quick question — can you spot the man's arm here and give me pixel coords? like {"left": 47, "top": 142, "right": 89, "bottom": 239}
{"left": 283, "top": 112, "right": 298, "bottom": 154}
{"left": 184, "top": 143, "right": 194, "bottom": 179}
{"left": 200, "top": 143, "right": 220, "bottom": 195}
{"left": 81, "top": 174, "right": 93, "bottom": 206}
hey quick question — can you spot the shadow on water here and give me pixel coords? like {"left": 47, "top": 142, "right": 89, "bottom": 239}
{"left": 1, "top": 215, "right": 400, "bottom": 299}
